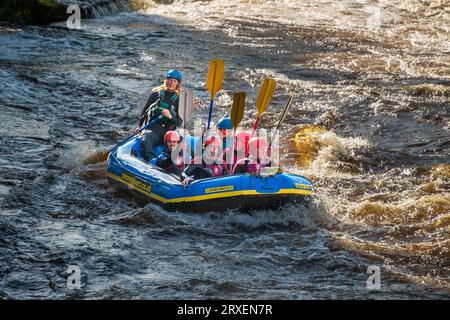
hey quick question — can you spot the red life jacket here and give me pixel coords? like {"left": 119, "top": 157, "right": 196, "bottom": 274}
{"left": 246, "top": 162, "right": 261, "bottom": 174}
{"left": 205, "top": 163, "right": 224, "bottom": 177}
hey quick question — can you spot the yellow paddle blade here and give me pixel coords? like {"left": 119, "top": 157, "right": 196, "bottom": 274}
{"left": 230, "top": 92, "right": 246, "bottom": 129}
{"left": 256, "top": 78, "right": 276, "bottom": 116}
{"left": 207, "top": 59, "right": 224, "bottom": 100}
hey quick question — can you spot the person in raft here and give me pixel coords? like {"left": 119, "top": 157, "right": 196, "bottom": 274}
{"left": 222, "top": 130, "right": 251, "bottom": 171}
{"left": 181, "top": 136, "right": 229, "bottom": 187}
{"left": 232, "top": 136, "right": 271, "bottom": 174}
{"left": 133, "top": 69, "right": 183, "bottom": 161}
{"left": 150, "top": 130, "right": 185, "bottom": 177}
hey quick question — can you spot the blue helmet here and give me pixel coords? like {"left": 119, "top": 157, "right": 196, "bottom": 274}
{"left": 217, "top": 116, "right": 233, "bottom": 130}
{"left": 166, "top": 69, "right": 182, "bottom": 82}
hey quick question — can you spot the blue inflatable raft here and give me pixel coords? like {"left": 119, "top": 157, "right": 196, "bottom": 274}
{"left": 107, "top": 137, "right": 314, "bottom": 212}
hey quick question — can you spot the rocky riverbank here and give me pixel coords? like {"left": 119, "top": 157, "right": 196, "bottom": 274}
{"left": 0, "top": 0, "right": 134, "bottom": 25}
{"left": 0, "top": 0, "right": 68, "bottom": 25}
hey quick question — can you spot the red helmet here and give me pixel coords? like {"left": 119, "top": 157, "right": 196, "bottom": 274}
{"left": 204, "top": 136, "right": 221, "bottom": 148}
{"left": 235, "top": 131, "right": 251, "bottom": 150}
{"left": 248, "top": 137, "right": 268, "bottom": 158}
{"left": 163, "top": 130, "right": 180, "bottom": 143}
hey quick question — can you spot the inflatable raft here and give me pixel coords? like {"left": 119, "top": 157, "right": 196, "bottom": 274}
{"left": 107, "top": 137, "right": 314, "bottom": 212}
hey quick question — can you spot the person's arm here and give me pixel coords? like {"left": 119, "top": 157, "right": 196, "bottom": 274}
{"left": 181, "top": 163, "right": 197, "bottom": 180}
{"left": 181, "top": 164, "right": 197, "bottom": 186}
{"left": 138, "top": 92, "right": 159, "bottom": 127}
{"left": 163, "top": 93, "right": 183, "bottom": 127}
{"left": 168, "top": 98, "right": 182, "bottom": 127}
{"left": 155, "top": 152, "right": 171, "bottom": 169}
{"left": 169, "top": 110, "right": 182, "bottom": 127}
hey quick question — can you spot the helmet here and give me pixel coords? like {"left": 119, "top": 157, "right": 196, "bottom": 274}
{"left": 248, "top": 137, "right": 268, "bottom": 158}
{"left": 166, "top": 69, "right": 182, "bottom": 82}
{"left": 217, "top": 116, "right": 233, "bottom": 130}
{"left": 163, "top": 130, "right": 180, "bottom": 143}
{"left": 235, "top": 131, "right": 251, "bottom": 150}
{"left": 204, "top": 136, "right": 222, "bottom": 148}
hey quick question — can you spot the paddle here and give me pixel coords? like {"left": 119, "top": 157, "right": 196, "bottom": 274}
{"left": 113, "top": 115, "right": 163, "bottom": 151}
{"left": 251, "top": 78, "right": 276, "bottom": 138}
{"left": 178, "top": 89, "right": 194, "bottom": 126}
{"left": 206, "top": 59, "right": 224, "bottom": 130}
{"left": 228, "top": 92, "right": 246, "bottom": 174}
{"left": 178, "top": 89, "right": 194, "bottom": 168}
{"left": 84, "top": 115, "right": 164, "bottom": 165}
{"left": 267, "top": 95, "right": 294, "bottom": 163}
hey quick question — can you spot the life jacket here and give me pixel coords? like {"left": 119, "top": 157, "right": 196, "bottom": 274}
{"left": 132, "top": 136, "right": 144, "bottom": 159}
{"left": 246, "top": 161, "right": 262, "bottom": 174}
{"left": 172, "top": 152, "right": 185, "bottom": 172}
{"left": 205, "top": 162, "right": 224, "bottom": 177}
{"left": 152, "top": 147, "right": 185, "bottom": 175}
{"left": 144, "top": 90, "right": 179, "bottom": 125}
{"left": 150, "top": 145, "right": 166, "bottom": 165}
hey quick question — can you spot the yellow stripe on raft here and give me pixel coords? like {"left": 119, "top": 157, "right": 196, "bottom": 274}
{"left": 107, "top": 172, "right": 313, "bottom": 204}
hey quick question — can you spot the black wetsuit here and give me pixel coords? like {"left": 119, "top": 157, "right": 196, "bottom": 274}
{"left": 233, "top": 158, "right": 272, "bottom": 174}
{"left": 155, "top": 148, "right": 183, "bottom": 178}
{"left": 139, "top": 90, "right": 182, "bottom": 161}
{"left": 139, "top": 91, "right": 182, "bottom": 128}
{"left": 181, "top": 157, "right": 229, "bottom": 181}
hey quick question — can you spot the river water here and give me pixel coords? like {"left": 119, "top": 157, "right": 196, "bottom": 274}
{"left": 0, "top": 0, "right": 449, "bottom": 299}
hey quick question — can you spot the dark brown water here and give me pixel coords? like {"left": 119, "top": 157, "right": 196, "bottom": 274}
{"left": 0, "top": 0, "right": 449, "bottom": 299}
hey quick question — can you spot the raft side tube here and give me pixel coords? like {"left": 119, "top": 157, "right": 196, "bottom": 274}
{"left": 107, "top": 136, "right": 314, "bottom": 212}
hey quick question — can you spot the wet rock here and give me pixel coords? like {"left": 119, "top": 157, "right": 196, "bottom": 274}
{"left": 129, "top": 0, "right": 174, "bottom": 10}
{"left": 0, "top": 0, "right": 132, "bottom": 25}
{"left": 0, "top": 0, "right": 68, "bottom": 25}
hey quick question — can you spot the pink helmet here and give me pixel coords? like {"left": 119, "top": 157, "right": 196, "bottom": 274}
{"left": 204, "top": 136, "right": 221, "bottom": 148}
{"left": 235, "top": 131, "right": 251, "bottom": 151}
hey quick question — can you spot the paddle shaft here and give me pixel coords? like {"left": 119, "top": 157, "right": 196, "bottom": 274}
{"left": 182, "top": 125, "right": 188, "bottom": 171}
{"left": 228, "top": 128, "right": 236, "bottom": 175}
{"left": 177, "top": 89, "right": 194, "bottom": 170}
{"left": 207, "top": 99, "right": 214, "bottom": 130}
{"left": 250, "top": 116, "right": 261, "bottom": 138}
{"left": 112, "top": 115, "right": 163, "bottom": 152}
{"left": 266, "top": 95, "right": 294, "bottom": 160}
